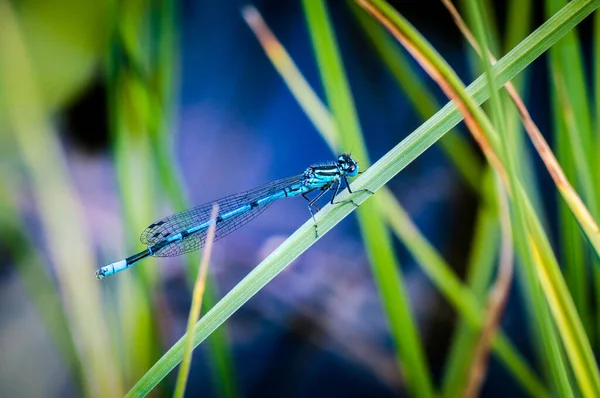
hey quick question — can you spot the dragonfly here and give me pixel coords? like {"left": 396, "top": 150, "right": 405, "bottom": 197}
{"left": 95, "top": 153, "right": 372, "bottom": 280}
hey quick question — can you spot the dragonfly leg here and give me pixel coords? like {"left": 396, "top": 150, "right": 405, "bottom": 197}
{"left": 302, "top": 191, "right": 321, "bottom": 211}
{"left": 307, "top": 186, "right": 333, "bottom": 238}
{"left": 329, "top": 179, "right": 342, "bottom": 205}
{"left": 344, "top": 176, "right": 375, "bottom": 195}
{"left": 332, "top": 176, "right": 374, "bottom": 208}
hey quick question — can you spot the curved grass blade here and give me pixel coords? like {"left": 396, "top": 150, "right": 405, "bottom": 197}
{"left": 302, "top": 0, "right": 435, "bottom": 395}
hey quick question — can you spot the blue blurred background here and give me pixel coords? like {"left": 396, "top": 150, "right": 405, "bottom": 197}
{"left": 1, "top": 0, "right": 595, "bottom": 397}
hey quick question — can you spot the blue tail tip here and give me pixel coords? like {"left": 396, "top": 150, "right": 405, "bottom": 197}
{"left": 95, "top": 268, "right": 105, "bottom": 280}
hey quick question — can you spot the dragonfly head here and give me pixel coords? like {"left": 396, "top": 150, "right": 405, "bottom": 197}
{"left": 338, "top": 153, "right": 359, "bottom": 177}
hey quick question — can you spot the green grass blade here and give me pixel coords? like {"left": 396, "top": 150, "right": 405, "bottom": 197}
{"left": 553, "top": 84, "right": 591, "bottom": 341}
{"left": 107, "top": 31, "right": 161, "bottom": 388}
{"left": 441, "top": 170, "right": 500, "bottom": 397}
{"left": 465, "top": 0, "right": 575, "bottom": 394}
{"left": 546, "top": 0, "right": 599, "bottom": 361}
{"left": 379, "top": 187, "right": 548, "bottom": 396}
{"left": 0, "top": 176, "right": 84, "bottom": 392}
{"left": 302, "top": 1, "right": 435, "bottom": 396}
{"left": 351, "top": 4, "right": 482, "bottom": 191}
{"left": 503, "top": 0, "right": 573, "bottom": 390}
{"left": 523, "top": 193, "right": 600, "bottom": 396}
{"left": 595, "top": 0, "right": 600, "bottom": 353}
{"left": 150, "top": 2, "right": 239, "bottom": 395}
{"left": 546, "top": 0, "right": 596, "bottom": 206}
{"left": 0, "top": 3, "right": 124, "bottom": 395}
{"left": 361, "top": 0, "right": 597, "bottom": 394}
{"left": 504, "top": 0, "right": 534, "bottom": 54}
{"left": 596, "top": 0, "right": 600, "bottom": 165}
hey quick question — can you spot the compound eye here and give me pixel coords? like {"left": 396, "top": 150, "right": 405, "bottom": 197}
{"left": 338, "top": 156, "right": 345, "bottom": 164}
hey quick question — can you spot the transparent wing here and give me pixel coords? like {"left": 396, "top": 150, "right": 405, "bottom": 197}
{"left": 140, "top": 174, "right": 305, "bottom": 257}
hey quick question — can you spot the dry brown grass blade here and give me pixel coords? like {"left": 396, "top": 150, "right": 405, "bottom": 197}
{"left": 438, "top": 3, "right": 600, "bottom": 395}
{"left": 355, "top": 0, "right": 508, "bottom": 186}
{"left": 441, "top": 0, "right": 600, "bottom": 251}
{"left": 464, "top": 180, "right": 514, "bottom": 398}
{"left": 441, "top": 0, "right": 482, "bottom": 57}
{"left": 351, "top": 6, "right": 522, "bottom": 394}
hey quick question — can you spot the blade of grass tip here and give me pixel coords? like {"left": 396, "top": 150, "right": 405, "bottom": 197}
{"left": 0, "top": 3, "right": 123, "bottom": 396}
{"left": 349, "top": 3, "right": 482, "bottom": 192}
{"left": 118, "top": 10, "right": 239, "bottom": 397}
{"left": 242, "top": 5, "right": 340, "bottom": 151}
{"left": 464, "top": 178, "right": 514, "bottom": 398}
{"left": 174, "top": 205, "right": 219, "bottom": 398}
{"left": 302, "top": 1, "right": 435, "bottom": 396}
{"left": 243, "top": 6, "right": 544, "bottom": 394}
{"left": 127, "top": 1, "right": 600, "bottom": 394}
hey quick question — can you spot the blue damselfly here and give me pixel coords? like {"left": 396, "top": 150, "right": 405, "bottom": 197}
{"left": 95, "top": 154, "right": 371, "bottom": 279}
